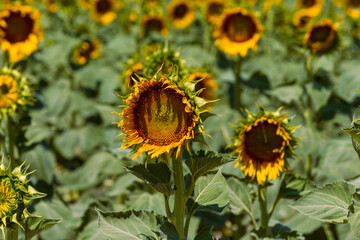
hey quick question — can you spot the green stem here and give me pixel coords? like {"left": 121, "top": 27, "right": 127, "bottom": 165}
{"left": 173, "top": 156, "right": 185, "bottom": 238}
{"left": 258, "top": 184, "right": 269, "bottom": 231}
{"left": 184, "top": 211, "right": 195, "bottom": 238}
{"left": 323, "top": 224, "right": 336, "bottom": 240}
{"left": 7, "top": 226, "right": 18, "bottom": 240}
{"left": 164, "top": 195, "right": 174, "bottom": 223}
{"left": 233, "top": 55, "right": 243, "bottom": 111}
{"left": 7, "top": 116, "right": 16, "bottom": 169}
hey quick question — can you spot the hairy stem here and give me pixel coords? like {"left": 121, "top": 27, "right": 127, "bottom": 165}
{"left": 258, "top": 184, "right": 269, "bottom": 231}
{"left": 233, "top": 55, "right": 243, "bottom": 111}
{"left": 7, "top": 226, "right": 18, "bottom": 240}
{"left": 173, "top": 156, "right": 185, "bottom": 238}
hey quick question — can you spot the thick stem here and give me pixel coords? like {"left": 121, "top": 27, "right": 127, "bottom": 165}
{"left": 7, "top": 226, "right": 18, "bottom": 240}
{"left": 173, "top": 156, "right": 185, "bottom": 238}
{"left": 233, "top": 55, "right": 243, "bottom": 111}
{"left": 258, "top": 184, "right": 269, "bottom": 231}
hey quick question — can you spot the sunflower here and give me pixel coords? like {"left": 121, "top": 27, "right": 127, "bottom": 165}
{"left": 292, "top": 8, "right": 314, "bottom": 28}
{"left": 0, "top": 67, "right": 32, "bottom": 118}
{"left": 213, "top": 7, "right": 263, "bottom": 57}
{"left": 43, "top": 0, "right": 57, "bottom": 13}
{"left": 0, "top": 5, "right": 42, "bottom": 63}
{"left": 304, "top": 19, "right": 338, "bottom": 55}
{"left": 167, "top": 0, "right": 195, "bottom": 29}
{"left": 187, "top": 72, "right": 218, "bottom": 110}
{"left": 118, "top": 72, "right": 212, "bottom": 160}
{"left": 233, "top": 108, "right": 298, "bottom": 184}
{"left": 205, "top": 0, "right": 225, "bottom": 24}
{"left": 0, "top": 156, "right": 45, "bottom": 237}
{"left": 124, "top": 61, "right": 143, "bottom": 90}
{"left": 80, "top": 0, "right": 92, "bottom": 9}
{"left": 345, "top": 0, "right": 360, "bottom": 19}
{"left": 73, "top": 39, "right": 101, "bottom": 65}
{"left": 143, "top": 46, "right": 185, "bottom": 78}
{"left": 89, "top": 0, "right": 121, "bottom": 25}
{"left": 141, "top": 13, "right": 168, "bottom": 36}
{"left": 295, "top": 0, "right": 323, "bottom": 17}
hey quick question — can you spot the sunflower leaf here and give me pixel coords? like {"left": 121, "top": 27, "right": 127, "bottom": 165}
{"left": 291, "top": 181, "right": 356, "bottom": 223}
{"left": 348, "top": 193, "right": 360, "bottom": 239}
{"left": 24, "top": 217, "right": 61, "bottom": 240}
{"left": 343, "top": 127, "right": 360, "bottom": 159}
{"left": 125, "top": 163, "right": 173, "bottom": 195}
{"left": 184, "top": 150, "right": 235, "bottom": 182}
{"left": 96, "top": 209, "right": 167, "bottom": 240}
{"left": 187, "top": 171, "right": 229, "bottom": 215}
{"left": 194, "top": 226, "right": 215, "bottom": 240}
{"left": 279, "top": 173, "right": 316, "bottom": 199}
{"left": 226, "top": 176, "right": 253, "bottom": 216}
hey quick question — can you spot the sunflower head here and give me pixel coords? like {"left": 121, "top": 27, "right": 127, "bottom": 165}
{"left": 141, "top": 13, "right": 168, "bottom": 36}
{"left": 0, "top": 155, "right": 45, "bottom": 236}
{"left": 304, "top": 20, "right": 339, "bottom": 55}
{"left": 117, "top": 69, "right": 212, "bottom": 161}
{"left": 89, "top": 0, "right": 122, "bottom": 25}
{"left": 0, "top": 67, "right": 32, "bottom": 118}
{"left": 292, "top": 8, "right": 314, "bottom": 29}
{"left": 187, "top": 71, "right": 218, "bottom": 110}
{"left": 143, "top": 46, "right": 186, "bottom": 78}
{"left": 167, "top": 0, "right": 195, "bottom": 29}
{"left": 72, "top": 39, "right": 101, "bottom": 65}
{"left": 233, "top": 107, "right": 298, "bottom": 184}
{"left": 214, "top": 7, "right": 263, "bottom": 57}
{"left": 345, "top": 0, "right": 360, "bottom": 19}
{"left": 43, "top": 0, "right": 57, "bottom": 13}
{"left": 123, "top": 60, "right": 144, "bottom": 93}
{"left": 0, "top": 5, "right": 42, "bottom": 63}
{"left": 205, "top": 0, "right": 225, "bottom": 24}
{"left": 295, "top": 0, "right": 323, "bottom": 17}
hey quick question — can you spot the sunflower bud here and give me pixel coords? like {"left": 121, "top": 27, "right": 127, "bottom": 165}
{"left": 0, "top": 156, "right": 46, "bottom": 237}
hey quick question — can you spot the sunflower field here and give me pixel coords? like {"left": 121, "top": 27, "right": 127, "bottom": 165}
{"left": 1, "top": 0, "right": 360, "bottom": 239}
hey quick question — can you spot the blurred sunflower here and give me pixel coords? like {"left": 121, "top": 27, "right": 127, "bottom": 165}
{"left": 295, "top": 0, "right": 323, "bottom": 17}
{"left": 205, "top": 0, "right": 225, "bottom": 24}
{"left": 304, "top": 19, "right": 338, "bottom": 55}
{"left": 233, "top": 108, "right": 298, "bottom": 184}
{"left": 43, "top": 0, "right": 57, "bottom": 13}
{"left": 80, "top": 0, "right": 92, "bottom": 9}
{"left": 292, "top": 8, "right": 314, "bottom": 28}
{"left": 167, "top": 0, "right": 195, "bottom": 29}
{"left": 187, "top": 72, "right": 218, "bottom": 110}
{"left": 345, "top": 0, "right": 360, "bottom": 19}
{"left": 143, "top": 46, "right": 185, "bottom": 77}
{"left": 214, "top": 7, "right": 263, "bottom": 57}
{"left": 2, "top": 0, "right": 33, "bottom": 5}
{"left": 73, "top": 39, "right": 101, "bottom": 65}
{"left": 0, "top": 5, "right": 42, "bottom": 63}
{"left": 0, "top": 157, "right": 45, "bottom": 236}
{"left": 263, "top": 0, "right": 282, "bottom": 13}
{"left": 124, "top": 61, "right": 143, "bottom": 90}
{"left": 89, "top": 0, "right": 121, "bottom": 25}
{"left": 141, "top": 13, "right": 168, "bottom": 36}
{"left": 0, "top": 67, "right": 32, "bottom": 117}
{"left": 118, "top": 74, "right": 210, "bottom": 159}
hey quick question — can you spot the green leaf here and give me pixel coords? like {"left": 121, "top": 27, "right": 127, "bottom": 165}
{"left": 194, "top": 226, "right": 215, "bottom": 240}
{"left": 125, "top": 163, "right": 173, "bottom": 195}
{"left": 267, "top": 223, "right": 305, "bottom": 240}
{"left": 77, "top": 221, "right": 105, "bottom": 240}
{"left": 343, "top": 127, "right": 360, "bottom": 159}
{"left": 269, "top": 85, "right": 303, "bottom": 105}
{"left": 56, "top": 151, "right": 123, "bottom": 190}
{"left": 159, "top": 222, "right": 180, "bottom": 240}
{"left": 25, "top": 124, "right": 55, "bottom": 146}
{"left": 185, "top": 150, "right": 235, "bottom": 182}
{"left": 291, "top": 181, "right": 356, "bottom": 223}
{"left": 226, "top": 177, "right": 253, "bottom": 215}
{"left": 97, "top": 209, "right": 167, "bottom": 240}
{"left": 24, "top": 217, "right": 61, "bottom": 240}
{"left": 126, "top": 192, "right": 166, "bottom": 216}
{"left": 349, "top": 193, "right": 360, "bottom": 239}
{"left": 22, "top": 145, "right": 56, "bottom": 184}
{"left": 188, "top": 171, "right": 229, "bottom": 214}
{"left": 279, "top": 173, "right": 316, "bottom": 199}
